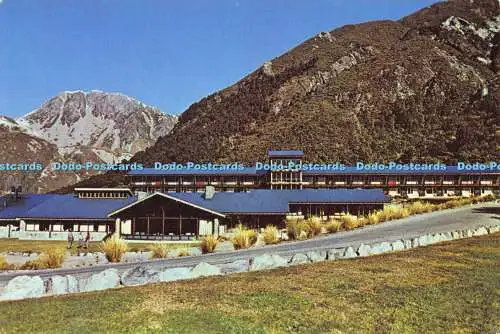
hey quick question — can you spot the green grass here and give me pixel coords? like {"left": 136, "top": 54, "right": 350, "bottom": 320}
{"left": 0, "top": 234, "right": 498, "bottom": 333}
{"left": 0, "top": 239, "right": 197, "bottom": 256}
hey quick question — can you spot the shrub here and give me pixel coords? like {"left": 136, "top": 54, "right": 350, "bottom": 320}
{"left": 325, "top": 219, "right": 342, "bottom": 233}
{"left": 200, "top": 235, "right": 219, "bottom": 254}
{"left": 18, "top": 260, "right": 43, "bottom": 270}
{"left": 341, "top": 214, "right": 359, "bottom": 230}
{"left": 263, "top": 225, "right": 280, "bottom": 245}
{"left": 286, "top": 219, "right": 300, "bottom": 240}
{"left": 101, "top": 235, "right": 128, "bottom": 263}
{"left": 177, "top": 248, "right": 190, "bottom": 257}
{"left": 232, "top": 224, "right": 257, "bottom": 249}
{"left": 367, "top": 213, "right": 380, "bottom": 225}
{"left": 149, "top": 243, "right": 170, "bottom": 259}
{"left": 39, "top": 248, "right": 66, "bottom": 269}
{"left": 306, "top": 216, "right": 322, "bottom": 237}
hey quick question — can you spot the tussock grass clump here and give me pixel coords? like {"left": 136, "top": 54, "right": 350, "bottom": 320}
{"left": 101, "top": 235, "right": 128, "bottom": 263}
{"left": 0, "top": 256, "right": 14, "bottom": 270}
{"left": 367, "top": 213, "right": 380, "bottom": 225}
{"left": 306, "top": 216, "right": 322, "bottom": 237}
{"left": 232, "top": 224, "right": 258, "bottom": 250}
{"left": 18, "top": 260, "right": 43, "bottom": 270}
{"left": 341, "top": 214, "right": 360, "bottom": 230}
{"left": 263, "top": 225, "right": 280, "bottom": 245}
{"left": 325, "top": 219, "right": 342, "bottom": 233}
{"left": 177, "top": 248, "right": 190, "bottom": 257}
{"left": 200, "top": 235, "right": 219, "bottom": 254}
{"left": 408, "top": 201, "right": 434, "bottom": 215}
{"left": 39, "top": 248, "right": 66, "bottom": 269}
{"left": 149, "top": 243, "right": 170, "bottom": 259}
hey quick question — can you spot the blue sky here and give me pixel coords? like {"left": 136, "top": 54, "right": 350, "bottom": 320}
{"left": 0, "top": 0, "right": 440, "bottom": 117}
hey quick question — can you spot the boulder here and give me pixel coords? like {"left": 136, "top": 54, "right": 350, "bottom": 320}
{"left": 218, "top": 259, "right": 249, "bottom": 274}
{"left": 370, "top": 242, "right": 392, "bottom": 255}
{"left": 451, "top": 231, "right": 461, "bottom": 240}
{"left": 289, "top": 253, "right": 310, "bottom": 265}
{"left": 403, "top": 239, "right": 412, "bottom": 249}
{"left": 442, "top": 232, "right": 453, "bottom": 241}
{"left": 67, "top": 275, "right": 79, "bottom": 293}
{"left": 159, "top": 267, "right": 195, "bottom": 282}
{"left": 356, "top": 244, "right": 371, "bottom": 257}
{"left": 46, "top": 276, "right": 69, "bottom": 295}
{"left": 82, "top": 269, "right": 121, "bottom": 292}
{"left": 391, "top": 240, "right": 405, "bottom": 251}
{"left": 472, "top": 227, "right": 488, "bottom": 236}
{"left": 327, "top": 248, "right": 344, "bottom": 260}
{"left": 0, "top": 275, "right": 45, "bottom": 301}
{"left": 306, "top": 250, "right": 326, "bottom": 262}
{"left": 464, "top": 229, "right": 473, "bottom": 238}
{"left": 121, "top": 266, "right": 161, "bottom": 286}
{"left": 411, "top": 238, "right": 420, "bottom": 248}
{"left": 418, "top": 235, "right": 431, "bottom": 246}
{"left": 250, "top": 254, "right": 288, "bottom": 271}
{"left": 487, "top": 226, "right": 499, "bottom": 234}
{"left": 340, "top": 247, "right": 357, "bottom": 259}
{"left": 191, "top": 262, "right": 221, "bottom": 277}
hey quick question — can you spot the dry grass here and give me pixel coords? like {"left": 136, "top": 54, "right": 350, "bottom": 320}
{"left": 325, "top": 219, "right": 342, "bottom": 233}
{"left": 286, "top": 219, "right": 311, "bottom": 240}
{"left": 232, "top": 225, "right": 258, "bottom": 250}
{"left": 367, "top": 213, "right": 380, "bottom": 225}
{"left": 100, "top": 235, "right": 128, "bottom": 263}
{"left": 200, "top": 235, "right": 219, "bottom": 254}
{"left": 177, "top": 248, "right": 190, "bottom": 257}
{"left": 341, "top": 214, "right": 360, "bottom": 230}
{"left": 0, "top": 255, "right": 12, "bottom": 270}
{"left": 39, "top": 248, "right": 66, "bottom": 269}
{"left": 149, "top": 243, "right": 170, "bottom": 259}
{"left": 306, "top": 216, "right": 322, "bottom": 237}
{"left": 262, "top": 225, "right": 280, "bottom": 245}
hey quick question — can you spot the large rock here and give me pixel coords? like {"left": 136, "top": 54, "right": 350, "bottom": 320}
{"left": 327, "top": 248, "right": 345, "bottom": 260}
{"left": 340, "top": 247, "right": 357, "bottom": 259}
{"left": 82, "top": 269, "right": 121, "bottom": 292}
{"left": 250, "top": 254, "right": 288, "bottom": 271}
{"left": 418, "top": 235, "right": 431, "bottom": 246}
{"left": 46, "top": 275, "right": 78, "bottom": 295}
{"left": 472, "top": 227, "right": 488, "bottom": 236}
{"left": 191, "top": 262, "right": 221, "bottom": 277}
{"left": 0, "top": 275, "right": 45, "bottom": 301}
{"left": 441, "top": 232, "right": 453, "bottom": 241}
{"left": 391, "top": 240, "right": 405, "bottom": 251}
{"left": 289, "top": 253, "right": 310, "bottom": 265}
{"left": 356, "top": 244, "right": 371, "bottom": 257}
{"left": 306, "top": 251, "right": 326, "bottom": 262}
{"left": 464, "top": 229, "right": 473, "bottom": 238}
{"left": 411, "top": 238, "right": 420, "bottom": 248}
{"left": 121, "top": 266, "right": 161, "bottom": 286}
{"left": 218, "top": 259, "right": 249, "bottom": 274}
{"left": 370, "top": 242, "right": 392, "bottom": 255}
{"left": 451, "top": 231, "right": 461, "bottom": 240}
{"left": 159, "top": 267, "right": 195, "bottom": 282}
{"left": 487, "top": 226, "right": 500, "bottom": 234}
{"left": 403, "top": 239, "right": 412, "bottom": 249}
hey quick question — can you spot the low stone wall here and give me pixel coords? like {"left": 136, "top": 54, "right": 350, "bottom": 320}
{"left": 17, "top": 231, "right": 107, "bottom": 241}
{"left": 0, "top": 224, "right": 498, "bottom": 301}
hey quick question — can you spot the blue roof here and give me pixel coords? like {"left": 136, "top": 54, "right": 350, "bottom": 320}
{"left": 0, "top": 194, "right": 137, "bottom": 220}
{"left": 268, "top": 150, "right": 304, "bottom": 157}
{"left": 0, "top": 194, "right": 57, "bottom": 220}
{"left": 167, "top": 189, "right": 389, "bottom": 214}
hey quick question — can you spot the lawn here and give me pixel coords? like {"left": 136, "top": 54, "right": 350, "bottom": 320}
{"left": 0, "top": 239, "right": 198, "bottom": 256}
{"left": 0, "top": 234, "right": 498, "bottom": 333}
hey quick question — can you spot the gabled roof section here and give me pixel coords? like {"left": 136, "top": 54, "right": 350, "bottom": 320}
{"left": 107, "top": 192, "right": 226, "bottom": 218}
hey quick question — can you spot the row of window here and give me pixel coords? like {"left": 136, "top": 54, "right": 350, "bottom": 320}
{"left": 24, "top": 222, "right": 110, "bottom": 232}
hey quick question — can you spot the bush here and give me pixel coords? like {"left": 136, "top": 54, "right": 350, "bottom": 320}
{"left": 101, "top": 235, "right": 128, "bottom": 263}
{"left": 286, "top": 219, "right": 299, "bottom": 240}
{"left": 200, "top": 235, "right": 219, "bottom": 254}
{"left": 367, "top": 213, "right": 380, "bottom": 225}
{"left": 325, "top": 219, "right": 342, "bottom": 233}
{"left": 177, "top": 248, "right": 190, "bottom": 257}
{"left": 232, "top": 224, "right": 257, "bottom": 249}
{"left": 263, "top": 225, "right": 280, "bottom": 245}
{"left": 18, "top": 260, "right": 43, "bottom": 270}
{"left": 149, "top": 243, "right": 170, "bottom": 259}
{"left": 341, "top": 214, "right": 359, "bottom": 230}
{"left": 306, "top": 216, "right": 322, "bottom": 237}
{"left": 39, "top": 248, "right": 66, "bottom": 269}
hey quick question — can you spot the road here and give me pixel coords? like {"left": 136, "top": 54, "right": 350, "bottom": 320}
{"left": 0, "top": 202, "right": 498, "bottom": 285}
